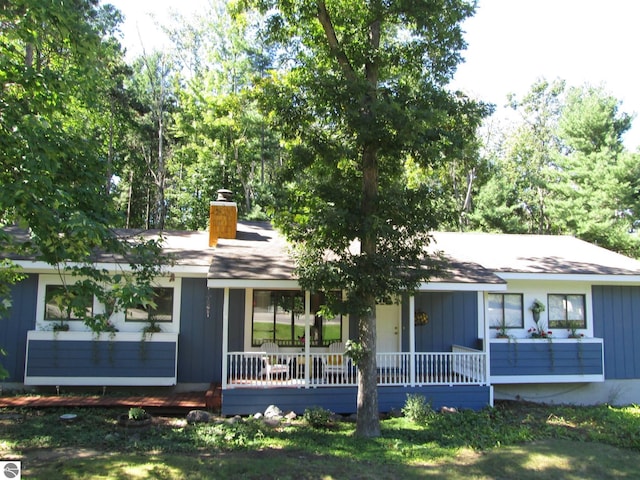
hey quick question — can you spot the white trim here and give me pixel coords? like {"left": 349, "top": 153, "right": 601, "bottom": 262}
{"left": 24, "top": 376, "right": 177, "bottom": 386}
{"left": 12, "top": 260, "right": 208, "bottom": 276}
{"left": 207, "top": 279, "right": 301, "bottom": 289}
{"left": 409, "top": 296, "right": 416, "bottom": 386}
{"left": 418, "top": 282, "right": 507, "bottom": 292}
{"left": 35, "top": 275, "right": 182, "bottom": 334}
{"left": 496, "top": 272, "right": 640, "bottom": 284}
{"left": 27, "top": 330, "right": 179, "bottom": 342}
{"left": 490, "top": 374, "right": 605, "bottom": 384}
{"left": 221, "top": 287, "right": 230, "bottom": 390}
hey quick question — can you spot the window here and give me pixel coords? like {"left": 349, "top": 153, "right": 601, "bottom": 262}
{"left": 251, "top": 290, "right": 343, "bottom": 347}
{"left": 126, "top": 287, "right": 174, "bottom": 322}
{"left": 44, "top": 285, "right": 92, "bottom": 321}
{"left": 488, "top": 293, "right": 523, "bottom": 329}
{"left": 548, "top": 294, "right": 586, "bottom": 328}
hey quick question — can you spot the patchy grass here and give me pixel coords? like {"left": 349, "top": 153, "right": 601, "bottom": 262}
{"left": 2, "top": 401, "right": 640, "bottom": 479}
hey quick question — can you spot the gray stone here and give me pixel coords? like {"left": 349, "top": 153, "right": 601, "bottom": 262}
{"left": 264, "top": 404, "right": 283, "bottom": 419}
{"left": 186, "top": 410, "right": 211, "bottom": 424}
{"left": 284, "top": 411, "right": 297, "bottom": 420}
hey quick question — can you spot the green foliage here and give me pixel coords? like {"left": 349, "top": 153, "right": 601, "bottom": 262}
{"left": 401, "top": 394, "right": 434, "bottom": 424}
{"left": 472, "top": 78, "right": 640, "bottom": 258}
{"left": 303, "top": 406, "right": 334, "bottom": 428}
{"left": 344, "top": 339, "right": 366, "bottom": 366}
{"left": 128, "top": 407, "right": 148, "bottom": 421}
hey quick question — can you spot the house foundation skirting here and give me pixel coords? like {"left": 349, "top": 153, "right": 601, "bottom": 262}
{"left": 221, "top": 384, "right": 493, "bottom": 416}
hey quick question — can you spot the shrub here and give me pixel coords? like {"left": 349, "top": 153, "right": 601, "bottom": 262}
{"left": 402, "top": 394, "right": 433, "bottom": 424}
{"left": 303, "top": 406, "right": 334, "bottom": 428}
{"left": 128, "top": 407, "right": 147, "bottom": 421}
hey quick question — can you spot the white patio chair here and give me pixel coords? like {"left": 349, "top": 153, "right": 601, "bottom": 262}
{"left": 260, "top": 342, "right": 291, "bottom": 380}
{"left": 322, "top": 341, "right": 348, "bottom": 382}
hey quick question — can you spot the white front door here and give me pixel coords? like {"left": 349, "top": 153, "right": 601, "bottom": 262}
{"left": 376, "top": 304, "right": 401, "bottom": 352}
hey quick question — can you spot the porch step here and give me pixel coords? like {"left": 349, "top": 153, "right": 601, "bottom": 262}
{"left": 205, "top": 383, "right": 222, "bottom": 412}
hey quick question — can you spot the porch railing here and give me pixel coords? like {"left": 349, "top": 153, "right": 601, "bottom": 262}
{"left": 225, "top": 348, "right": 486, "bottom": 389}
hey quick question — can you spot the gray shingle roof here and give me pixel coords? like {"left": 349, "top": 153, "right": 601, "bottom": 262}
{"left": 431, "top": 232, "right": 640, "bottom": 276}
{"left": 208, "top": 221, "right": 296, "bottom": 280}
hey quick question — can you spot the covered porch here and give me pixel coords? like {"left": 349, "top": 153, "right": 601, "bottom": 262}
{"left": 224, "top": 347, "right": 487, "bottom": 388}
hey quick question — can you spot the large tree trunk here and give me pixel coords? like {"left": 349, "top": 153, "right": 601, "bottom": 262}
{"left": 356, "top": 144, "right": 381, "bottom": 438}
{"left": 356, "top": 297, "right": 380, "bottom": 437}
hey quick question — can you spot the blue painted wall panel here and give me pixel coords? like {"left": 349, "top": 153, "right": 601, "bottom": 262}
{"left": 412, "top": 291, "right": 479, "bottom": 352}
{"left": 26, "top": 340, "right": 176, "bottom": 378}
{"left": 0, "top": 274, "right": 37, "bottom": 381}
{"left": 178, "top": 280, "right": 221, "bottom": 383}
{"left": 490, "top": 342, "right": 603, "bottom": 376}
{"left": 592, "top": 286, "right": 640, "bottom": 379}
{"left": 228, "top": 289, "right": 245, "bottom": 352}
{"left": 222, "top": 385, "right": 491, "bottom": 415}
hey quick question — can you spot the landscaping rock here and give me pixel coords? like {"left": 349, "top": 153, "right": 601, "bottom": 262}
{"left": 226, "top": 415, "right": 242, "bottom": 424}
{"left": 186, "top": 410, "right": 211, "bottom": 424}
{"left": 388, "top": 408, "right": 403, "bottom": 418}
{"left": 284, "top": 411, "right": 297, "bottom": 420}
{"left": 440, "top": 406, "right": 458, "bottom": 414}
{"left": 264, "top": 405, "right": 283, "bottom": 420}
{"left": 253, "top": 412, "right": 264, "bottom": 420}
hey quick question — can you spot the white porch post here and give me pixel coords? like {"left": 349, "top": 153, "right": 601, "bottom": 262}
{"left": 304, "top": 290, "right": 311, "bottom": 387}
{"left": 221, "top": 287, "right": 230, "bottom": 390}
{"left": 409, "top": 295, "right": 416, "bottom": 386}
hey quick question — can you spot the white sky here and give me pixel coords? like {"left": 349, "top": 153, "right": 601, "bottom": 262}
{"left": 105, "top": 0, "right": 640, "bottom": 149}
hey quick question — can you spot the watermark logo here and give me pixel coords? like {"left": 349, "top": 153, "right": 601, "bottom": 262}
{"left": 0, "top": 461, "right": 21, "bottom": 479}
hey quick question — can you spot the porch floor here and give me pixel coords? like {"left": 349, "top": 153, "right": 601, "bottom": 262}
{"left": 0, "top": 384, "right": 221, "bottom": 413}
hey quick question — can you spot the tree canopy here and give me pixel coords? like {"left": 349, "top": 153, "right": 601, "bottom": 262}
{"left": 238, "top": 0, "right": 489, "bottom": 437}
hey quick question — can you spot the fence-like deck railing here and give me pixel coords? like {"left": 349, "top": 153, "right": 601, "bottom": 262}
{"left": 224, "top": 347, "right": 486, "bottom": 389}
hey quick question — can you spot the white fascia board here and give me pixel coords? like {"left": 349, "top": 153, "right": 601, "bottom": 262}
{"left": 496, "top": 272, "right": 640, "bottom": 284}
{"left": 490, "top": 374, "right": 605, "bottom": 384}
{"left": 12, "top": 260, "right": 209, "bottom": 277}
{"left": 418, "top": 282, "right": 507, "bottom": 292}
{"left": 207, "top": 279, "right": 301, "bottom": 289}
{"left": 24, "top": 376, "right": 177, "bottom": 386}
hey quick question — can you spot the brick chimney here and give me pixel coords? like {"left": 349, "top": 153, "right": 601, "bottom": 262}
{"left": 209, "top": 189, "right": 237, "bottom": 246}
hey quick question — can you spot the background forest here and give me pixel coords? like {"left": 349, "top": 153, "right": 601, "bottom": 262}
{"left": 2, "top": 0, "right": 639, "bottom": 258}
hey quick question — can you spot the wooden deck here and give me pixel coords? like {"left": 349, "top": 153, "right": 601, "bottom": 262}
{"left": 0, "top": 384, "right": 221, "bottom": 413}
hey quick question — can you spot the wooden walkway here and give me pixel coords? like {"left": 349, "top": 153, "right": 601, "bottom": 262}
{"left": 0, "top": 385, "right": 221, "bottom": 413}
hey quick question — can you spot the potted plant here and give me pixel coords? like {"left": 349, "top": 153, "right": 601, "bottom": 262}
{"left": 530, "top": 299, "right": 546, "bottom": 322}
{"left": 118, "top": 407, "right": 152, "bottom": 428}
{"left": 563, "top": 320, "right": 584, "bottom": 339}
{"left": 494, "top": 318, "right": 510, "bottom": 338}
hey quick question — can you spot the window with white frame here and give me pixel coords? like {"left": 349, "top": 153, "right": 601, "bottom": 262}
{"left": 488, "top": 293, "right": 523, "bottom": 329}
{"left": 125, "top": 287, "right": 174, "bottom": 322}
{"left": 251, "top": 290, "right": 343, "bottom": 347}
{"left": 548, "top": 294, "right": 586, "bottom": 329}
{"left": 44, "top": 284, "right": 93, "bottom": 321}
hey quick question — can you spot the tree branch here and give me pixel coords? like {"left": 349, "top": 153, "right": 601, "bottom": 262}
{"left": 316, "top": 1, "right": 356, "bottom": 82}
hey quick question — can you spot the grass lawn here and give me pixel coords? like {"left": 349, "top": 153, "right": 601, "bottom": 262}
{"left": 2, "top": 400, "right": 640, "bottom": 479}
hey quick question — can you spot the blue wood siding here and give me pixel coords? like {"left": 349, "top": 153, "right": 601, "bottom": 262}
{"left": 592, "top": 285, "right": 640, "bottom": 379}
{"left": 222, "top": 385, "right": 491, "bottom": 415}
{"left": 228, "top": 289, "right": 245, "bottom": 352}
{"left": 26, "top": 340, "right": 176, "bottom": 378}
{"left": 405, "top": 291, "right": 479, "bottom": 352}
{"left": 490, "top": 342, "right": 603, "bottom": 376}
{"left": 178, "top": 280, "right": 221, "bottom": 383}
{"left": 0, "top": 274, "right": 37, "bottom": 381}
{"left": 178, "top": 286, "right": 245, "bottom": 384}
